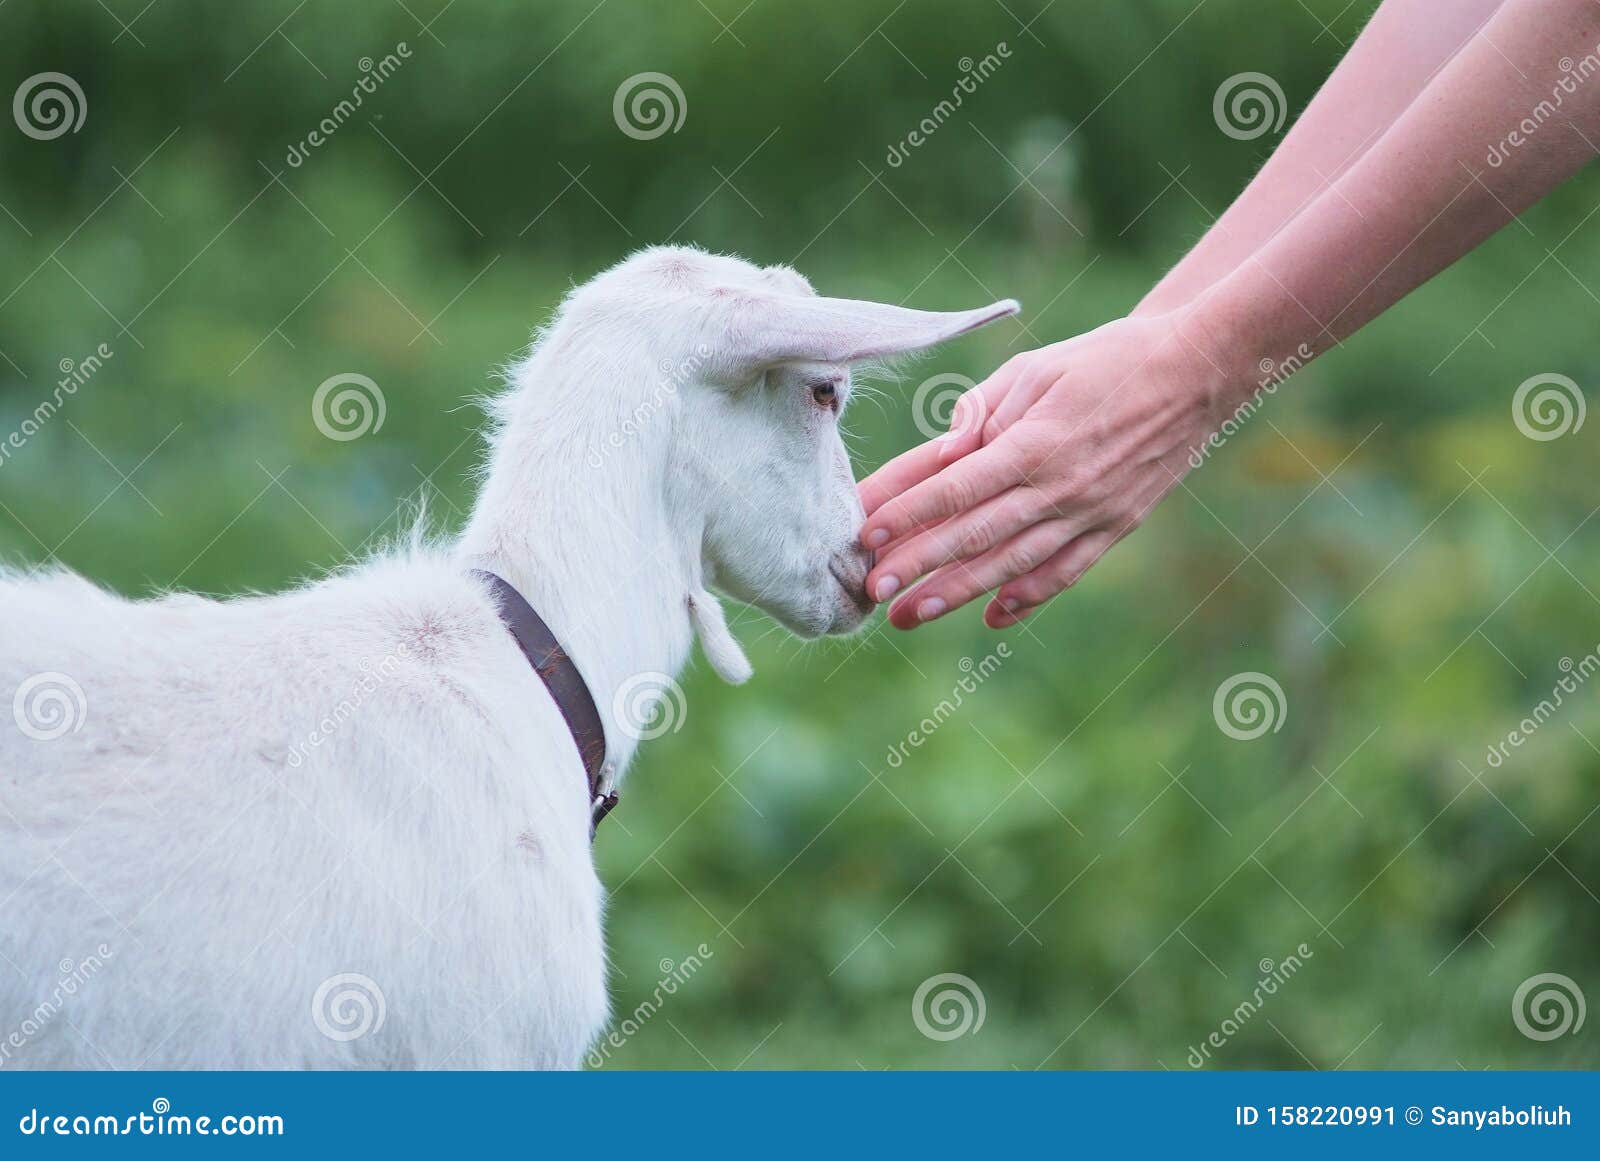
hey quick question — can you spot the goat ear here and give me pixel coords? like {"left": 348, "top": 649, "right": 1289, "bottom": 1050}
{"left": 688, "top": 590, "right": 752, "bottom": 684}
{"left": 717, "top": 294, "right": 1020, "bottom": 379}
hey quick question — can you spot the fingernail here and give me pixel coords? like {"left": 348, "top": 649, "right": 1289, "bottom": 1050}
{"left": 875, "top": 575, "right": 900, "bottom": 601}
{"left": 999, "top": 596, "right": 1019, "bottom": 613}
{"left": 865, "top": 528, "right": 890, "bottom": 549}
{"left": 916, "top": 597, "right": 947, "bottom": 622}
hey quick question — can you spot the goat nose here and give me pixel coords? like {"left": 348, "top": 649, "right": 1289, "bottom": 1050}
{"left": 831, "top": 542, "right": 874, "bottom": 602}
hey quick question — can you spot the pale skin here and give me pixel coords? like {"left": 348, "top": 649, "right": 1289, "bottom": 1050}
{"left": 860, "top": 0, "right": 1600, "bottom": 629}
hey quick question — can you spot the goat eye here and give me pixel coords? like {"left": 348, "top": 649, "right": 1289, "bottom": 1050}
{"left": 810, "top": 380, "right": 837, "bottom": 410}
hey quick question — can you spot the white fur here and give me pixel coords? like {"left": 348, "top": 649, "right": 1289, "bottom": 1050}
{"left": 0, "top": 246, "right": 1016, "bottom": 1069}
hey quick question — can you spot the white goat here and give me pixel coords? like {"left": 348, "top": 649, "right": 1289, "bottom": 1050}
{"left": 0, "top": 246, "right": 1016, "bottom": 1069}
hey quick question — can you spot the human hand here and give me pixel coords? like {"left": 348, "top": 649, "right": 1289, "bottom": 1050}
{"left": 858, "top": 310, "right": 1236, "bottom": 629}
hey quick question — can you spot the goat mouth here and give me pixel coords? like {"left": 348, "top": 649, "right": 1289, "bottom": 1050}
{"left": 828, "top": 567, "right": 875, "bottom": 618}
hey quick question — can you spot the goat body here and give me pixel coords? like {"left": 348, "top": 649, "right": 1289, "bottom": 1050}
{"left": 2, "top": 558, "right": 608, "bottom": 1067}
{"left": 0, "top": 246, "right": 1016, "bottom": 1068}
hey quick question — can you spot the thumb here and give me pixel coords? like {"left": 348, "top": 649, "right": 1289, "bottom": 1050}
{"left": 934, "top": 361, "right": 1023, "bottom": 465}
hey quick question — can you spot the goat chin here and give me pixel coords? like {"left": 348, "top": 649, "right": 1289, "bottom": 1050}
{"left": 0, "top": 244, "right": 1017, "bottom": 1069}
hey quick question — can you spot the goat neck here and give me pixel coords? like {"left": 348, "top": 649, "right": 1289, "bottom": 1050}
{"left": 455, "top": 341, "right": 699, "bottom": 776}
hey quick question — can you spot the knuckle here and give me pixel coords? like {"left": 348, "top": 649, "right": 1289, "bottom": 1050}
{"left": 1013, "top": 485, "right": 1059, "bottom": 523}
{"left": 941, "top": 476, "right": 979, "bottom": 518}
{"left": 1091, "top": 507, "right": 1135, "bottom": 541}
{"left": 1003, "top": 544, "right": 1040, "bottom": 577}
{"left": 1003, "top": 352, "right": 1035, "bottom": 377}
{"left": 1008, "top": 425, "right": 1058, "bottom": 470}
{"left": 1051, "top": 454, "right": 1093, "bottom": 495}
{"left": 957, "top": 515, "right": 997, "bottom": 556}
{"left": 902, "top": 543, "right": 938, "bottom": 576}
{"left": 1085, "top": 477, "right": 1122, "bottom": 511}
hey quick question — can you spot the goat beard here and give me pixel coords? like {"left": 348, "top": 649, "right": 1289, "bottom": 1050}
{"left": 688, "top": 589, "right": 753, "bottom": 684}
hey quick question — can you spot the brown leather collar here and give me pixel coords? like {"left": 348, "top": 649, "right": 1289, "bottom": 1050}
{"left": 472, "top": 569, "right": 617, "bottom": 839}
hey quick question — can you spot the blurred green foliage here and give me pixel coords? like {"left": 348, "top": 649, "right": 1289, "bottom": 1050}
{"left": 2, "top": 0, "right": 1598, "bottom": 1069}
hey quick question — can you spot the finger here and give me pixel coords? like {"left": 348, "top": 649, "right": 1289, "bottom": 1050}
{"left": 858, "top": 365, "right": 1024, "bottom": 515}
{"left": 860, "top": 439, "right": 1025, "bottom": 551}
{"left": 873, "top": 499, "right": 1041, "bottom": 567}
{"left": 867, "top": 489, "right": 1053, "bottom": 603}
{"left": 869, "top": 513, "right": 948, "bottom": 563}
{"left": 859, "top": 440, "right": 949, "bottom": 517}
{"left": 866, "top": 370, "right": 1058, "bottom": 555}
{"left": 985, "top": 355, "right": 1060, "bottom": 433}
{"left": 884, "top": 519, "right": 1078, "bottom": 628}
{"left": 931, "top": 368, "right": 1018, "bottom": 465}
{"left": 983, "top": 599, "right": 1037, "bottom": 629}
{"left": 992, "top": 528, "right": 1116, "bottom": 613}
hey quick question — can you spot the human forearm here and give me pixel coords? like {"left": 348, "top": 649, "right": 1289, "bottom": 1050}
{"left": 1192, "top": 0, "right": 1600, "bottom": 398}
{"left": 857, "top": 0, "right": 1600, "bottom": 630}
{"left": 1137, "top": 0, "right": 1507, "bottom": 317}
